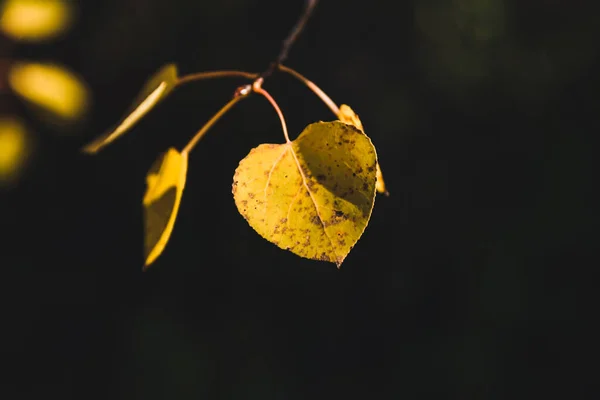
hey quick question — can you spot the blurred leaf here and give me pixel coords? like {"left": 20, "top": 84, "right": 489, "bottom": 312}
{"left": 82, "top": 64, "right": 178, "bottom": 154}
{"left": 232, "top": 121, "right": 377, "bottom": 267}
{"left": 143, "top": 147, "right": 188, "bottom": 269}
{"left": 0, "top": 116, "right": 30, "bottom": 186}
{"left": 8, "top": 61, "right": 89, "bottom": 122}
{"left": 0, "top": 0, "right": 73, "bottom": 42}
{"left": 338, "top": 104, "right": 388, "bottom": 195}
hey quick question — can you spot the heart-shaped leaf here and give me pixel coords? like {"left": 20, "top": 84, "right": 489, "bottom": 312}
{"left": 232, "top": 121, "right": 377, "bottom": 267}
{"left": 338, "top": 104, "right": 388, "bottom": 196}
{"left": 143, "top": 147, "right": 187, "bottom": 268}
{"left": 82, "top": 63, "right": 178, "bottom": 154}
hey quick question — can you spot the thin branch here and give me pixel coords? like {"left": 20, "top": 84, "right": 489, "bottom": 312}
{"left": 176, "top": 70, "right": 258, "bottom": 87}
{"left": 277, "top": 0, "right": 318, "bottom": 66}
{"left": 179, "top": 2, "right": 320, "bottom": 153}
{"left": 259, "top": 0, "right": 319, "bottom": 80}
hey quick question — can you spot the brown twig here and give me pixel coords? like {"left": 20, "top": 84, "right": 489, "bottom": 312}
{"left": 258, "top": 0, "right": 319, "bottom": 80}
{"left": 182, "top": 0, "right": 320, "bottom": 153}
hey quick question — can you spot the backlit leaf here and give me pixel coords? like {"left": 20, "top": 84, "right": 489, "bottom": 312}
{"left": 338, "top": 104, "right": 364, "bottom": 131}
{"left": 232, "top": 121, "right": 377, "bottom": 267}
{"left": 338, "top": 104, "right": 389, "bottom": 196}
{"left": 8, "top": 61, "right": 89, "bottom": 121}
{"left": 143, "top": 147, "right": 188, "bottom": 268}
{"left": 82, "top": 64, "right": 178, "bottom": 154}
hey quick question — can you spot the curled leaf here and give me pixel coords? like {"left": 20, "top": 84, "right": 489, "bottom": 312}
{"left": 338, "top": 104, "right": 364, "bottom": 131}
{"left": 233, "top": 121, "right": 377, "bottom": 267}
{"left": 82, "top": 63, "right": 178, "bottom": 154}
{"left": 143, "top": 147, "right": 188, "bottom": 268}
{"left": 338, "top": 104, "right": 388, "bottom": 196}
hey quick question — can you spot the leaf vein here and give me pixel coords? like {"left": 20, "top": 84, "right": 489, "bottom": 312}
{"left": 287, "top": 142, "right": 340, "bottom": 263}
{"left": 263, "top": 146, "right": 289, "bottom": 215}
{"left": 285, "top": 184, "right": 304, "bottom": 226}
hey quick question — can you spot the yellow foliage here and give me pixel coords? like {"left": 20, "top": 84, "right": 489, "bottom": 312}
{"left": 0, "top": 0, "right": 72, "bottom": 42}
{"left": 8, "top": 61, "right": 89, "bottom": 121}
{"left": 143, "top": 148, "right": 188, "bottom": 268}
{"left": 82, "top": 64, "right": 178, "bottom": 154}
{"left": 233, "top": 121, "right": 377, "bottom": 267}
{"left": 0, "top": 117, "right": 30, "bottom": 185}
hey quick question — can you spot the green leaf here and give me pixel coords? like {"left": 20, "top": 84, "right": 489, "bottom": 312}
{"left": 143, "top": 147, "right": 187, "bottom": 269}
{"left": 232, "top": 121, "right": 377, "bottom": 267}
{"left": 82, "top": 63, "right": 178, "bottom": 154}
{"left": 338, "top": 104, "right": 389, "bottom": 196}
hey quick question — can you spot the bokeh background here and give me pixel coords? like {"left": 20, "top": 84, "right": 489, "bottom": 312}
{"left": 1, "top": 0, "right": 597, "bottom": 398}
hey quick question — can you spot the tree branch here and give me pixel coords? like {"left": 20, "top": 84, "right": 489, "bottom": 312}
{"left": 259, "top": 0, "right": 319, "bottom": 80}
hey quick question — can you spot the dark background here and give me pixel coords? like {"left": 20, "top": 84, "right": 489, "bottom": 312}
{"left": 1, "top": 0, "right": 597, "bottom": 398}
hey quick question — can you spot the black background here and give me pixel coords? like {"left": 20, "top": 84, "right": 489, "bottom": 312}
{"left": 2, "top": 0, "right": 597, "bottom": 398}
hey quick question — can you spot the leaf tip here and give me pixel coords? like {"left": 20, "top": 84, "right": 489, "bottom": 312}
{"left": 334, "top": 253, "right": 347, "bottom": 268}
{"left": 80, "top": 142, "right": 100, "bottom": 154}
{"left": 142, "top": 258, "right": 153, "bottom": 271}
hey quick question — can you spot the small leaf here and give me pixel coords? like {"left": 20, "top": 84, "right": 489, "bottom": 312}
{"left": 8, "top": 61, "right": 89, "bottom": 121}
{"left": 232, "top": 121, "right": 377, "bottom": 267}
{"left": 143, "top": 147, "right": 188, "bottom": 268}
{"left": 0, "top": 0, "right": 73, "bottom": 42}
{"left": 338, "top": 104, "right": 364, "bottom": 131}
{"left": 338, "top": 104, "right": 389, "bottom": 196}
{"left": 82, "top": 64, "right": 178, "bottom": 154}
{"left": 0, "top": 116, "right": 31, "bottom": 186}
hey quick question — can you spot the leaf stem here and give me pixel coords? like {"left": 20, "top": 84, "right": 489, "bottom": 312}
{"left": 182, "top": 87, "right": 250, "bottom": 154}
{"left": 252, "top": 81, "right": 290, "bottom": 143}
{"left": 175, "top": 70, "right": 258, "bottom": 87}
{"left": 277, "top": 64, "right": 340, "bottom": 117}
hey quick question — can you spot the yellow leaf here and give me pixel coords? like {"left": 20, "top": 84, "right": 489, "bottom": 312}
{"left": 338, "top": 104, "right": 364, "bottom": 131}
{"left": 0, "top": 0, "right": 73, "bottom": 42}
{"left": 82, "top": 64, "right": 178, "bottom": 154}
{"left": 338, "top": 104, "right": 389, "bottom": 196}
{"left": 8, "top": 61, "right": 89, "bottom": 121}
{"left": 375, "top": 163, "right": 388, "bottom": 196}
{"left": 143, "top": 147, "right": 188, "bottom": 268}
{"left": 0, "top": 116, "right": 31, "bottom": 186}
{"left": 232, "top": 121, "right": 377, "bottom": 267}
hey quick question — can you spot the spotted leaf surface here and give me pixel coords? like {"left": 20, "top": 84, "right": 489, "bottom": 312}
{"left": 232, "top": 121, "right": 377, "bottom": 267}
{"left": 338, "top": 104, "right": 388, "bottom": 196}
